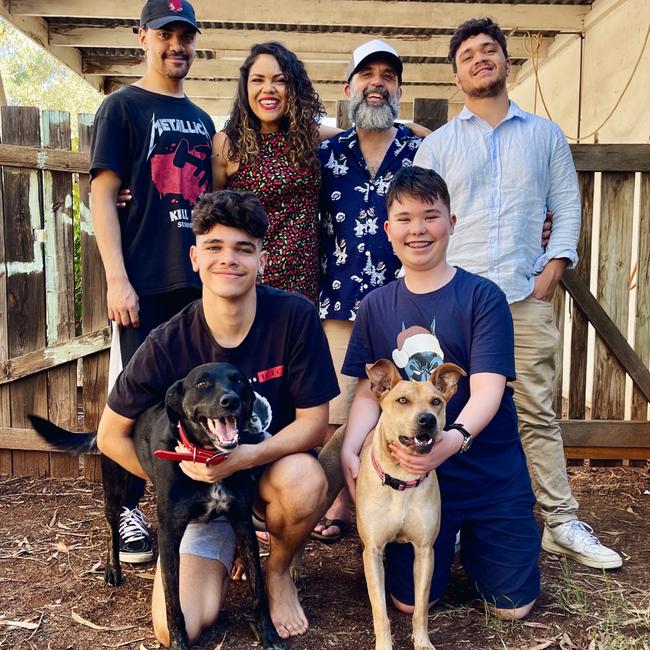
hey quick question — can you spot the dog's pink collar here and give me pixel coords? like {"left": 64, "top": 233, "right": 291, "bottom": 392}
{"left": 154, "top": 422, "right": 230, "bottom": 466}
{"left": 371, "top": 447, "right": 429, "bottom": 491}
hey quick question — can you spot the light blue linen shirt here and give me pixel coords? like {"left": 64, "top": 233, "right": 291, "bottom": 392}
{"left": 413, "top": 101, "right": 580, "bottom": 304}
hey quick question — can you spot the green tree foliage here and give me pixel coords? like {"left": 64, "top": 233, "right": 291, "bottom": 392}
{"left": 0, "top": 18, "right": 102, "bottom": 117}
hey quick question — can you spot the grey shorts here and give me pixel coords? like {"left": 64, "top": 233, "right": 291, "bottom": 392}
{"left": 177, "top": 517, "right": 237, "bottom": 572}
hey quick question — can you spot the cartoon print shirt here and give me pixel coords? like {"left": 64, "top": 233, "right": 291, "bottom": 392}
{"left": 90, "top": 85, "right": 216, "bottom": 295}
{"left": 318, "top": 125, "right": 421, "bottom": 321}
{"left": 342, "top": 268, "right": 534, "bottom": 509}
{"left": 108, "top": 285, "right": 340, "bottom": 438}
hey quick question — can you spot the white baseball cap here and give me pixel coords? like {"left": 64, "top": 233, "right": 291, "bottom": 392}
{"left": 346, "top": 39, "right": 403, "bottom": 83}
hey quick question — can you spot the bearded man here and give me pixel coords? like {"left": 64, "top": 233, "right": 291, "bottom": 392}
{"left": 314, "top": 41, "right": 422, "bottom": 541}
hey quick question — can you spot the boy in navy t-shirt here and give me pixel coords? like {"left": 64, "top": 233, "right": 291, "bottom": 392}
{"left": 340, "top": 166, "right": 540, "bottom": 619}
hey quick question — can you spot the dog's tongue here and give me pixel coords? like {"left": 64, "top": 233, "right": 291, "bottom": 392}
{"left": 207, "top": 416, "right": 238, "bottom": 442}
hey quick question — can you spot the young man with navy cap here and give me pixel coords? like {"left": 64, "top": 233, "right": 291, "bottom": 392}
{"left": 90, "top": 0, "right": 215, "bottom": 563}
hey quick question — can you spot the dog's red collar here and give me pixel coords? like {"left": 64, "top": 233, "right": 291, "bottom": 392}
{"left": 371, "top": 448, "right": 429, "bottom": 491}
{"left": 154, "top": 422, "right": 230, "bottom": 466}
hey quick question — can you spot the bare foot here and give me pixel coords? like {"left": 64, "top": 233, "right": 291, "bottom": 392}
{"left": 267, "top": 568, "right": 308, "bottom": 638}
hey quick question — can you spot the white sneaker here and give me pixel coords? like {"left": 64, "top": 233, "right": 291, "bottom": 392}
{"left": 542, "top": 520, "right": 622, "bottom": 569}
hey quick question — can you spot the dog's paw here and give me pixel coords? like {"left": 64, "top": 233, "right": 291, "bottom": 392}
{"left": 103, "top": 566, "right": 122, "bottom": 587}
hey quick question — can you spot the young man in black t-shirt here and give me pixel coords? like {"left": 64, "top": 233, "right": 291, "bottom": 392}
{"left": 90, "top": 0, "right": 215, "bottom": 561}
{"left": 97, "top": 190, "right": 339, "bottom": 645}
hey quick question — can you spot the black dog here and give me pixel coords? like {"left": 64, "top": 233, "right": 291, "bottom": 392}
{"left": 29, "top": 362, "right": 286, "bottom": 650}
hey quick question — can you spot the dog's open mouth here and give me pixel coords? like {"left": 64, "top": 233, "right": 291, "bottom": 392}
{"left": 399, "top": 433, "right": 436, "bottom": 455}
{"left": 199, "top": 416, "right": 239, "bottom": 450}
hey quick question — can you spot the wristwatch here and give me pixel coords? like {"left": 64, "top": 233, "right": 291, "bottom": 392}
{"left": 446, "top": 423, "right": 473, "bottom": 454}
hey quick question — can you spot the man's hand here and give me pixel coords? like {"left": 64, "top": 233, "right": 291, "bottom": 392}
{"left": 388, "top": 428, "right": 463, "bottom": 475}
{"left": 532, "top": 258, "right": 568, "bottom": 302}
{"left": 541, "top": 210, "right": 554, "bottom": 248}
{"left": 116, "top": 188, "right": 132, "bottom": 208}
{"left": 340, "top": 446, "right": 360, "bottom": 502}
{"left": 107, "top": 277, "right": 140, "bottom": 327}
{"left": 178, "top": 443, "right": 259, "bottom": 483}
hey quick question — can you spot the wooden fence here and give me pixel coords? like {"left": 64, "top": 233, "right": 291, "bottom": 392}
{"left": 0, "top": 106, "right": 648, "bottom": 479}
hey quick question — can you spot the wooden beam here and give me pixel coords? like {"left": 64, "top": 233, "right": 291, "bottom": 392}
{"left": 0, "top": 143, "right": 89, "bottom": 173}
{"left": 559, "top": 420, "right": 650, "bottom": 448}
{"left": 84, "top": 58, "right": 469, "bottom": 84}
{"left": 50, "top": 25, "right": 549, "bottom": 60}
{"left": 0, "top": 327, "right": 111, "bottom": 385}
{"left": 12, "top": 1, "right": 589, "bottom": 32}
{"left": 0, "top": 426, "right": 97, "bottom": 452}
{"left": 570, "top": 144, "right": 650, "bottom": 172}
{"left": 106, "top": 77, "right": 460, "bottom": 102}
{"left": 564, "top": 447, "right": 650, "bottom": 461}
{"left": 561, "top": 270, "right": 650, "bottom": 403}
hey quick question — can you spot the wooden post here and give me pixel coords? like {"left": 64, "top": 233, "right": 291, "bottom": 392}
{"left": 592, "top": 173, "right": 635, "bottom": 419}
{"left": 631, "top": 173, "right": 650, "bottom": 419}
{"left": 79, "top": 113, "right": 107, "bottom": 481}
{"left": 568, "top": 172, "right": 594, "bottom": 419}
{"left": 413, "top": 98, "right": 448, "bottom": 132}
{"left": 42, "top": 110, "right": 79, "bottom": 477}
{"left": 336, "top": 100, "right": 351, "bottom": 130}
{"left": 0, "top": 107, "right": 9, "bottom": 474}
{"left": 1, "top": 106, "right": 49, "bottom": 477}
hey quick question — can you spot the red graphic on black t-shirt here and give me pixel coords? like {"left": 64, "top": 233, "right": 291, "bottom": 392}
{"left": 150, "top": 139, "right": 210, "bottom": 205}
{"left": 257, "top": 365, "right": 285, "bottom": 383}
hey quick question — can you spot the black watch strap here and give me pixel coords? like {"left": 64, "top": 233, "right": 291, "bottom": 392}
{"left": 446, "top": 423, "right": 473, "bottom": 454}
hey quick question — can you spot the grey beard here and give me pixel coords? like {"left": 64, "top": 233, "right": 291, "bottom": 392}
{"left": 348, "top": 93, "right": 399, "bottom": 131}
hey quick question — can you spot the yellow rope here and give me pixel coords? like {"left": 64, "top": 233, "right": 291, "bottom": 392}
{"left": 523, "top": 23, "right": 650, "bottom": 142}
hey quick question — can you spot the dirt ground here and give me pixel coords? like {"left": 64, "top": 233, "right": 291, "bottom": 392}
{"left": 1, "top": 465, "right": 649, "bottom": 650}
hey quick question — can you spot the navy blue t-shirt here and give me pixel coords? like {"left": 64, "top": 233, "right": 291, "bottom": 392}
{"left": 342, "top": 268, "right": 533, "bottom": 510}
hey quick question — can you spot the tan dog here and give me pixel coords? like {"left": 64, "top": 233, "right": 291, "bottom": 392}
{"left": 355, "top": 359, "right": 465, "bottom": 650}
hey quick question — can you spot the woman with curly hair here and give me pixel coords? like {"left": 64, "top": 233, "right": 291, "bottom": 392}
{"left": 212, "top": 41, "right": 338, "bottom": 303}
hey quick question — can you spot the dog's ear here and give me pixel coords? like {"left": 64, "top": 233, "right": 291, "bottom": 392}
{"left": 430, "top": 363, "right": 467, "bottom": 401}
{"left": 165, "top": 379, "right": 185, "bottom": 423}
{"left": 366, "top": 359, "right": 402, "bottom": 399}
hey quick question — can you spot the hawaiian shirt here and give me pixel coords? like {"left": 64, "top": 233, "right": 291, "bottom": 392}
{"left": 318, "top": 125, "right": 421, "bottom": 321}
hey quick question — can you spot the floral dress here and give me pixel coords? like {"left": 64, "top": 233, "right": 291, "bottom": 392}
{"left": 228, "top": 131, "right": 320, "bottom": 303}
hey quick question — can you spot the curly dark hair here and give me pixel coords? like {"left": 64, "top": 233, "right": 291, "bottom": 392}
{"left": 223, "top": 42, "right": 325, "bottom": 170}
{"left": 192, "top": 190, "right": 268, "bottom": 239}
{"left": 448, "top": 17, "right": 509, "bottom": 72}
{"left": 386, "top": 167, "right": 451, "bottom": 213}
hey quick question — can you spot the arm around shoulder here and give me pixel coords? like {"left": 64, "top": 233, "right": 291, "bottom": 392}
{"left": 211, "top": 131, "right": 233, "bottom": 190}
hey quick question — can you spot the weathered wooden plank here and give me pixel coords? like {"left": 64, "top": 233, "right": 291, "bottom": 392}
{"left": 1, "top": 105, "right": 49, "bottom": 477}
{"left": 564, "top": 447, "right": 650, "bottom": 461}
{"left": 559, "top": 420, "right": 650, "bottom": 447}
{"left": 78, "top": 114, "right": 106, "bottom": 481}
{"left": 42, "top": 110, "right": 78, "bottom": 477}
{"left": 413, "top": 98, "right": 448, "bottom": 133}
{"left": 0, "top": 119, "right": 10, "bottom": 474}
{"left": 632, "top": 173, "right": 650, "bottom": 420}
{"left": 0, "top": 327, "right": 111, "bottom": 384}
{"left": 0, "top": 426, "right": 98, "bottom": 453}
{"left": 551, "top": 284, "right": 566, "bottom": 417}
{"left": 592, "top": 173, "right": 635, "bottom": 420}
{"left": 568, "top": 172, "right": 593, "bottom": 419}
{"left": 562, "top": 271, "right": 650, "bottom": 404}
{"left": 0, "top": 143, "right": 89, "bottom": 173}
{"left": 570, "top": 145, "right": 650, "bottom": 173}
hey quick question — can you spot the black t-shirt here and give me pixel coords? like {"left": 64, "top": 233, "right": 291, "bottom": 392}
{"left": 108, "top": 285, "right": 340, "bottom": 436}
{"left": 90, "top": 85, "right": 216, "bottom": 295}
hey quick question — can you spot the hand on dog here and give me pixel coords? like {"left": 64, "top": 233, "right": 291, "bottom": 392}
{"left": 341, "top": 447, "right": 361, "bottom": 502}
{"left": 177, "top": 443, "right": 260, "bottom": 483}
{"left": 388, "top": 428, "right": 463, "bottom": 474}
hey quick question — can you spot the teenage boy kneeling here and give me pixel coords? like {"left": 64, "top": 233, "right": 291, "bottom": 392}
{"left": 97, "top": 190, "right": 339, "bottom": 643}
{"left": 340, "top": 167, "right": 540, "bottom": 618}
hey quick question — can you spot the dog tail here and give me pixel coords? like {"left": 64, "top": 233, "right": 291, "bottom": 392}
{"left": 28, "top": 415, "right": 97, "bottom": 455}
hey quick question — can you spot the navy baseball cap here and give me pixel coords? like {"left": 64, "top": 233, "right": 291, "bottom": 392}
{"left": 139, "top": 0, "right": 200, "bottom": 32}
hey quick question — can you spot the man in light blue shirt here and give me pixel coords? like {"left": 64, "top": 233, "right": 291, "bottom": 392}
{"left": 414, "top": 17, "right": 621, "bottom": 569}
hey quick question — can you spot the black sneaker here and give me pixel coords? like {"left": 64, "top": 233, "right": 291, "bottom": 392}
{"left": 118, "top": 506, "right": 153, "bottom": 563}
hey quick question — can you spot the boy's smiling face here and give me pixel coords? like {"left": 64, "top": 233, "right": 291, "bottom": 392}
{"left": 384, "top": 194, "right": 456, "bottom": 273}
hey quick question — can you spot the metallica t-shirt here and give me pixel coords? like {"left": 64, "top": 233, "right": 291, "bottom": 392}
{"left": 108, "top": 285, "right": 340, "bottom": 437}
{"left": 90, "top": 85, "right": 216, "bottom": 295}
